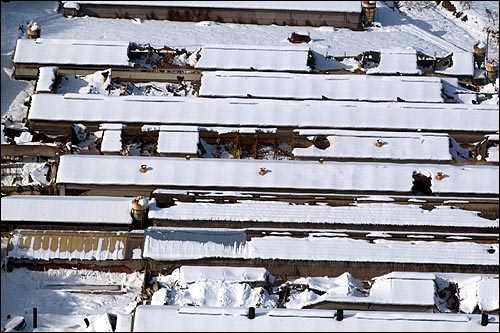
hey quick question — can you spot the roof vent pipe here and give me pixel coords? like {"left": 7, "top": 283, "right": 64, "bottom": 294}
{"left": 336, "top": 309, "right": 344, "bottom": 321}
{"left": 247, "top": 307, "right": 255, "bottom": 319}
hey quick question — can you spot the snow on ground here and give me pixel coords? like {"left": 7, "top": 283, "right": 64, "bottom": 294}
{"left": 0, "top": 267, "right": 143, "bottom": 332}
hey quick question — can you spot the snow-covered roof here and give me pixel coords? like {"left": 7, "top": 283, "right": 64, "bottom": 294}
{"left": 99, "top": 123, "right": 125, "bottom": 130}
{"left": 133, "top": 305, "right": 498, "bottom": 332}
{"left": 1, "top": 124, "right": 7, "bottom": 144}
{"left": 366, "top": 48, "right": 421, "bottom": 75}
{"left": 143, "top": 227, "right": 499, "bottom": 266}
{"left": 195, "top": 44, "right": 311, "bottom": 72}
{"left": 487, "top": 147, "right": 499, "bottom": 163}
{"left": 458, "top": 276, "right": 499, "bottom": 313}
{"left": 100, "top": 128, "right": 123, "bottom": 153}
{"left": 176, "top": 266, "right": 272, "bottom": 283}
{"left": 286, "top": 272, "right": 435, "bottom": 308}
{"left": 62, "top": 1, "right": 362, "bottom": 12}
{"left": 435, "top": 52, "right": 475, "bottom": 76}
{"left": 28, "top": 94, "right": 499, "bottom": 133}
{"left": 35, "top": 66, "right": 58, "bottom": 93}
{"left": 292, "top": 130, "right": 452, "bottom": 161}
{"left": 13, "top": 38, "right": 132, "bottom": 66}
{"left": 148, "top": 200, "right": 499, "bottom": 229}
{"left": 1, "top": 196, "right": 133, "bottom": 224}
{"left": 56, "top": 155, "right": 499, "bottom": 196}
{"left": 7, "top": 229, "right": 127, "bottom": 260}
{"left": 157, "top": 131, "right": 199, "bottom": 155}
{"left": 199, "top": 71, "right": 444, "bottom": 103}
{"left": 368, "top": 275, "right": 435, "bottom": 306}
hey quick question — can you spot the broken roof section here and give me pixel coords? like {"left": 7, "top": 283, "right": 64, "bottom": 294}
{"left": 13, "top": 38, "right": 132, "bottom": 66}
{"left": 292, "top": 130, "right": 455, "bottom": 162}
{"left": 157, "top": 125, "right": 199, "bottom": 156}
{"left": 435, "top": 52, "right": 474, "bottom": 77}
{"left": 200, "top": 71, "right": 444, "bottom": 102}
{"left": 194, "top": 44, "right": 311, "bottom": 72}
{"left": 366, "top": 48, "right": 421, "bottom": 75}
{"left": 175, "top": 266, "right": 274, "bottom": 284}
{"left": 35, "top": 66, "right": 58, "bottom": 93}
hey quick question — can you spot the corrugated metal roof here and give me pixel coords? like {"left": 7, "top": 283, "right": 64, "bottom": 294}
{"left": 7, "top": 229, "right": 128, "bottom": 260}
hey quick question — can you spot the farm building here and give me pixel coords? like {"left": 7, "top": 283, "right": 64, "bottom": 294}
{"left": 1, "top": 195, "right": 134, "bottom": 231}
{"left": 193, "top": 44, "right": 312, "bottom": 72}
{"left": 26, "top": 94, "right": 499, "bottom": 142}
{"left": 291, "top": 130, "right": 464, "bottom": 163}
{"left": 60, "top": 1, "right": 364, "bottom": 30}
{"left": 54, "top": 154, "right": 500, "bottom": 198}
{"left": 5, "top": 229, "right": 129, "bottom": 261}
{"left": 142, "top": 227, "right": 499, "bottom": 277}
{"left": 147, "top": 199, "right": 499, "bottom": 234}
{"left": 13, "top": 38, "right": 132, "bottom": 79}
{"left": 132, "top": 305, "right": 498, "bottom": 332}
{"left": 199, "top": 71, "right": 445, "bottom": 102}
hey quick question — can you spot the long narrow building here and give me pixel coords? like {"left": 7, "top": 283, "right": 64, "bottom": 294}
{"left": 55, "top": 154, "right": 499, "bottom": 197}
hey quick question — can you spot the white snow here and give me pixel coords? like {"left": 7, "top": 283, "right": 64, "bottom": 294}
{"left": 368, "top": 275, "right": 435, "bottom": 306}
{"left": 1, "top": 195, "right": 133, "bottom": 225}
{"left": 151, "top": 268, "right": 278, "bottom": 308}
{"left": 292, "top": 130, "right": 453, "bottom": 161}
{"left": 13, "top": 38, "right": 132, "bottom": 66}
{"left": 0, "top": 268, "right": 142, "bottom": 331}
{"left": 56, "top": 154, "right": 500, "bottom": 195}
{"left": 285, "top": 272, "right": 436, "bottom": 309}
{"left": 157, "top": 130, "right": 199, "bottom": 155}
{"left": 200, "top": 71, "right": 445, "bottom": 103}
{"left": 27, "top": 94, "right": 499, "bottom": 132}
{"left": 143, "top": 227, "right": 499, "bottom": 266}
{"left": 176, "top": 266, "right": 273, "bottom": 284}
{"left": 486, "top": 146, "right": 499, "bottom": 162}
{"left": 0, "top": 125, "right": 7, "bottom": 144}
{"left": 435, "top": 52, "right": 475, "bottom": 76}
{"left": 35, "top": 66, "right": 58, "bottom": 93}
{"left": 457, "top": 276, "right": 499, "bottom": 313}
{"left": 195, "top": 44, "right": 311, "bottom": 72}
{"left": 366, "top": 48, "right": 421, "bottom": 75}
{"left": 132, "top": 305, "right": 499, "bottom": 332}
{"left": 148, "top": 200, "right": 498, "bottom": 229}
{"left": 100, "top": 127, "right": 123, "bottom": 154}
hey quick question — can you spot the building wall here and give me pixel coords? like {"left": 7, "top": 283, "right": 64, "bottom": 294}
{"left": 64, "top": 4, "right": 363, "bottom": 30}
